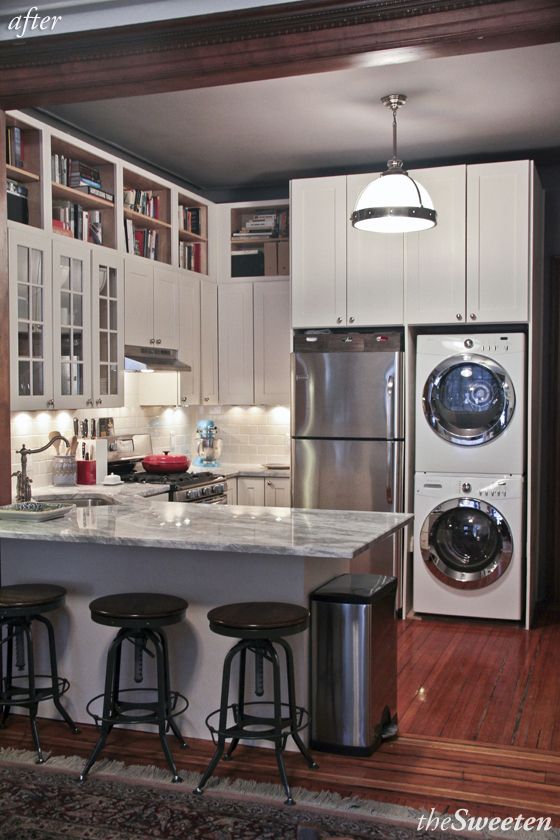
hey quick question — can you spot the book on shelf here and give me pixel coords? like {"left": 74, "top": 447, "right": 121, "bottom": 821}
{"left": 7, "top": 179, "right": 28, "bottom": 198}
{"left": 52, "top": 200, "right": 103, "bottom": 244}
{"left": 125, "top": 221, "right": 159, "bottom": 260}
{"left": 6, "top": 126, "right": 24, "bottom": 168}
{"left": 51, "top": 154, "right": 102, "bottom": 188}
{"left": 179, "top": 205, "right": 202, "bottom": 235}
{"left": 124, "top": 188, "right": 160, "bottom": 219}
{"left": 232, "top": 229, "right": 275, "bottom": 239}
{"left": 74, "top": 184, "right": 114, "bottom": 203}
{"left": 179, "top": 241, "right": 202, "bottom": 272}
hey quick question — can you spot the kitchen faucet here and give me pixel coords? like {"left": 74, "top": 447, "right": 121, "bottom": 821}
{"left": 12, "top": 434, "right": 70, "bottom": 502}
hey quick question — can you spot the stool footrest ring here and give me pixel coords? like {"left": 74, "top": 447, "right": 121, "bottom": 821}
{"left": 86, "top": 688, "right": 188, "bottom": 728}
{"left": 0, "top": 675, "right": 70, "bottom": 708}
{"left": 205, "top": 701, "right": 309, "bottom": 745}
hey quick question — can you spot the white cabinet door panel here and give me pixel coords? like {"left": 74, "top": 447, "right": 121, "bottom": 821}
{"left": 218, "top": 282, "right": 254, "bottom": 405}
{"left": 237, "top": 476, "right": 265, "bottom": 506}
{"left": 226, "top": 477, "right": 238, "bottom": 505}
{"left": 347, "top": 173, "right": 404, "bottom": 326}
{"left": 153, "top": 266, "right": 180, "bottom": 349}
{"left": 466, "top": 160, "right": 530, "bottom": 323}
{"left": 91, "top": 248, "right": 124, "bottom": 409}
{"left": 291, "top": 176, "right": 346, "bottom": 328}
{"left": 405, "top": 165, "right": 466, "bottom": 325}
{"left": 264, "top": 476, "right": 291, "bottom": 507}
{"left": 178, "top": 275, "right": 201, "bottom": 405}
{"left": 254, "top": 280, "right": 290, "bottom": 405}
{"left": 124, "top": 257, "right": 154, "bottom": 347}
{"left": 200, "top": 280, "right": 219, "bottom": 405}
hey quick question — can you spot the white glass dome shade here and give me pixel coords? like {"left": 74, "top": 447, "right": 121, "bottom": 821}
{"left": 352, "top": 169, "right": 437, "bottom": 233}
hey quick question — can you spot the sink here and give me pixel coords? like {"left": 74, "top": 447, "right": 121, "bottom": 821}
{"left": 34, "top": 494, "right": 116, "bottom": 508}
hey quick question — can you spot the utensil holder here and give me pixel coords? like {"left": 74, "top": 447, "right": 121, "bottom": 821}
{"left": 77, "top": 460, "right": 96, "bottom": 485}
{"left": 52, "top": 455, "right": 77, "bottom": 486}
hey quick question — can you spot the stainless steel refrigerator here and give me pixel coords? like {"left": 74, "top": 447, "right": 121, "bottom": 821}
{"left": 291, "top": 330, "right": 405, "bottom": 604}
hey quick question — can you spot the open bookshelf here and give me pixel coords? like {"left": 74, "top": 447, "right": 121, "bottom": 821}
{"left": 123, "top": 168, "right": 171, "bottom": 264}
{"left": 230, "top": 203, "right": 289, "bottom": 278}
{"left": 6, "top": 114, "right": 42, "bottom": 229}
{"left": 178, "top": 194, "right": 208, "bottom": 274}
{"left": 51, "top": 135, "right": 116, "bottom": 248}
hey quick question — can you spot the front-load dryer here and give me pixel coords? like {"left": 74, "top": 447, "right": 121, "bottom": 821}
{"left": 415, "top": 333, "right": 525, "bottom": 474}
{"left": 413, "top": 473, "right": 523, "bottom": 620}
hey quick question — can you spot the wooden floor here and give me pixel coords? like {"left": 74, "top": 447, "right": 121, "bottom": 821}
{"left": 2, "top": 608, "right": 560, "bottom": 825}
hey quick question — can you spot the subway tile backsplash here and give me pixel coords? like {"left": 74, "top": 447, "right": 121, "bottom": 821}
{"left": 10, "top": 373, "right": 290, "bottom": 494}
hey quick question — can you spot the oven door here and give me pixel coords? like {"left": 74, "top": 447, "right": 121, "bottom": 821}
{"left": 191, "top": 495, "right": 227, "bottom": 504}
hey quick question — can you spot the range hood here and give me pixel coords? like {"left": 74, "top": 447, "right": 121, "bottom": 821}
{"left": 124, "top": 345, "right": 192, "bottom": 372}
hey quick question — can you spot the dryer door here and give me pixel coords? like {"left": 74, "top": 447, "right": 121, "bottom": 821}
{"left": 420, "top": 498, "right": 513, "bottom": 590}
{"left": 422, "top": 353, "right": 515, "bottom": 446}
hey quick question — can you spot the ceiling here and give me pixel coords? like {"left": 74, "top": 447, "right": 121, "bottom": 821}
{"left": 44, "top": 41, "right": 560, "bottom": 194}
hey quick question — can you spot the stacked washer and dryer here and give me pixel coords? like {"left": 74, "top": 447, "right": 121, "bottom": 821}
{"left": 413, "top": 334, "right": 526, "bottom": 620}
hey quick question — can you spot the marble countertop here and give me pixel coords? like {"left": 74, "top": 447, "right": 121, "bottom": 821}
{"left": 191, "top": 463, "right": 291, "bottom": 479}
{"left": 31, "top": 482, "right": 170, "bottom": 500}
{"left": 0, "top": 492, "right": 412, "bottom": 559}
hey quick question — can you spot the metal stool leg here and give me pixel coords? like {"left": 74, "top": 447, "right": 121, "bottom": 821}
{"left": 155, "top": 628, "right": 187, "bottom": 749}
{"left": 278, "top": 637, "right": 318, "bottom": 769}
{"left": 80, "top": 630, "right": 125, "bottom": 782}
{"left": 269, "top": 642, "right": 294, "bottom": 805}
{"left": 0, "top": 620, "right": 15, "bottom": 727}
{"left": 224, "top": 646, "right": 247, "bottom": 761}
{"left": 194, "top": 641, "right": 242, "bottom": 795}
{"left": 36, "top": 615, "right": 80, "bottom": 734}
{"left": 22, "top": 621, "right": 44, "bottom": 764}
{"left": 148, "top": 629, "right": 182, "bottom": 783}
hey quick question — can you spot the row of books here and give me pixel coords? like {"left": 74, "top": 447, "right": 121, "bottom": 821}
{"left": 124, "top": 189, "right": 160, "bottom": 219}
{"left": 124, "top": 219, "right": 159, "bottom": 260}
{"left": 51, "top": 155, "right": 114, "bottom": 202}
{"left": 52, "top": 201, "right": 103, "bottom": 244}
{"left": 179, "top": 241, "right": 203, "bottom": 272}
{"left": 179, "top": 205, "right": 202, "bottom": 235}
{"left": 232, "top": 209, "right": 289, "bottom": 239}
{"left": 6, "top": 126, "right": 25, "bottom": 168}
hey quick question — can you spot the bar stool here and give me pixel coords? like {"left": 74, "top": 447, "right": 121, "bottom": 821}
{"left": 80, "top": 592, "right": 189, "bottom": 784}
{"left": 194, "top": 601, "right": 318, "bottom": 805}
{"left": 0, "top": 583, "right": 80, "bottom": 763}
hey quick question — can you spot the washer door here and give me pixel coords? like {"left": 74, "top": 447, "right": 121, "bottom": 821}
{"left": 422, "top": 354, "right": 515, "bottom": 446}
{"left": 420, "top": 498, "right": 513, "bottom": 590}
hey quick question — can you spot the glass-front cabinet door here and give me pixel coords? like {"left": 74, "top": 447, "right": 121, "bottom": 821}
{"left": 52, "top": 239, "right": 92, "bottom": 409}
{"left": 91, "top": 249, "right": 124, "bottom": 408}
{"left": 9, "top": 228, "right": 53, "bottom": 411}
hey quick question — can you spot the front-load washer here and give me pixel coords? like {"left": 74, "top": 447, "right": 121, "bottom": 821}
{"left": 415, "top": 333, "right": 525, "bottom": 474}
{"left": 413, "top": 473, "right": 524, "bottom": 620}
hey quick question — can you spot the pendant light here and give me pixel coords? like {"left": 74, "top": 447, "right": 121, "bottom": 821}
{"left": 351, "top": 93, "right": 437, "bottom": 233}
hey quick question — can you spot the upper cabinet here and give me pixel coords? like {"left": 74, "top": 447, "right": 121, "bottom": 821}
{"left": 405, "top": 165, "right": 467, "bottom": 325}
{"left": 291, "top": 160, "right": 535, "bottom": 329}
{"left": 200, "top": 279, "right": 219, "bottom": 406}
{"left": 91, "top": 247, "right": 124, "bottom": 409}
{"left": 219, "top": 200, "right": 289, "bottom": 282}
{"left": 124, "top": 257, "right": 180, "bottom": 350}
{"left": 466, "top": 160, "right": 531, "bottom": 324}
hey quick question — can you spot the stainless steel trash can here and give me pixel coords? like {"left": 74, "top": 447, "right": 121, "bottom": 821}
{"left": 310, "top": 573, "right": 397, "bottom": 755}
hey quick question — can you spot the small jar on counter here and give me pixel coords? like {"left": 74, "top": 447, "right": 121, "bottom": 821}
{"left": 52, "top": 455, "right": 77, "bottom": 486}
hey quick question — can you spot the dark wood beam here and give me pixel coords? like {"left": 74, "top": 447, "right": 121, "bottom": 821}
{"left": 0, "top": 0, "right": 559, "bottom": 108}
{"left": 0, "top": 110, "right": 10, "bottom": 505}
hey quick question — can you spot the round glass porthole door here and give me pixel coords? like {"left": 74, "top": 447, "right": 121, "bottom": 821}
{"left": 420, "top": 498, "right": 513, "bottom": 590}
{"left": 422, "top": 354, "right": 515, "bottom": 446}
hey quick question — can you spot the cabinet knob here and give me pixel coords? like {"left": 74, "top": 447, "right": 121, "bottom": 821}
{"left": 469, "top": 313, "right": 477, "bottom": 321}
{"left": 267, "top": 480, "right": 273, "bottom": 487}
{"left": 156, "top": 338, "right": 162, "bottom": 345}
{"left": 96, "top": 398, "right": 102, "bottom": 406}
{"left": 86, "top": 398, "right": 94, "bottom": 407}
{"left": 149, "top": 338, "right": 155, "bottom": 345}
{"left": 181, "top": 396, "right": 187, "bottom": 403}
{"left": 336, "top": 316, "right": 343, "bottom": 324}
{"left": 348, "top": 316, "right": 355, "bottom": 324}
{"left": 456, "top": 313, "right": 463, "bottom": 321}
{"left": 47, "top": 399, "right": 54, "bottom": 408}
{"left": 204, "top": 397, "right": 210, "bottom": 402}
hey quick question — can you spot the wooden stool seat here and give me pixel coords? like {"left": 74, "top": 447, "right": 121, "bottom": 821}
{"left": 208, "top": 602, "right": 309, "bottom": 639}
{"left": 89, "top": 592, "right": 188, "bottom": 629}
{"left": 0, "top": 584, "right": 66, "bottom": 617}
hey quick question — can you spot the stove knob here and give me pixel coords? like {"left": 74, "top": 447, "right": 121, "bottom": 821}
{"left": 462, "top": 482, "right": 472, "bottom": 493}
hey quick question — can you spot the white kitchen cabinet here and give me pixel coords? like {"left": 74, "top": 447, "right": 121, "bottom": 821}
{"left": 237, "top": 476, "right": 265, "bottom": 506}
{"left": 178, "top": 274, "right": 201, "bottom": 405}
{"left": 405, "top": 165, "right": 467, "bottom": 325}
{"left": 200, "top": 280, "right": 219, "bottom": 406}
{"left": 218, "top": 282, "right": 254, "bottom": 405}
{"left": 254, "top": 280, "right": 290, "bottom": 404}
{"left": 291, "top": 176, "right": 347, "bottom": 328}
{"left": 9, "top": 227, "right": 53, "bottom": 411}
{"left": 466, "top": 160, "right": 531, "bottom": 323}
{"left": 264, "top": 476, "right": 291, "bottom": 507}
{"left": 346, "top": 173, "right": 404, "bottom": 326}
{"left": 124, "top": 257, "right": 180, "bottom": 350}
{"left": 91, "top": 247, "right": 124, "bottom": 409}
{"left": 226, "top": 477, "right": 238, "bottom": 505}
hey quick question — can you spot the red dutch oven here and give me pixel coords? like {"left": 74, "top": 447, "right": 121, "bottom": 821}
{"left": 142, "top": 451, "right": 191, "bottom": 474}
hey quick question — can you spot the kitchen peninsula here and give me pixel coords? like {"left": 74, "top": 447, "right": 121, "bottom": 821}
{"left": 0, "top": 490, "right": 412, "bottom": 741}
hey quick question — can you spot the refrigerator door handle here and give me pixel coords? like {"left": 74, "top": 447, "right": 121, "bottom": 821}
{"left": 386, "top": 439, "right": 394, "bottom": 505}
{"left": 385, "top": 374, "right": 395, "bottom": 441}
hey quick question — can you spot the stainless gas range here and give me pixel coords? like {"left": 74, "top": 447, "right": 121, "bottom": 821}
{"left": 107, "top": 434, "right": 227, "bottom": 503}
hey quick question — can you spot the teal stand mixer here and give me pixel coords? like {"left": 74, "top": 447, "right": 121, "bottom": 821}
{"left": 194, "top": 419, "right": 222, "bottom": 466}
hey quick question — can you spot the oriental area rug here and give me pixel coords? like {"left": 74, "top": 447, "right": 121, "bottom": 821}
{"left": 0, "top": 750, "right": 554, "bottom": 840}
